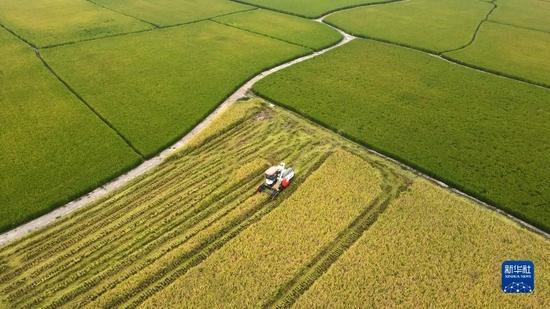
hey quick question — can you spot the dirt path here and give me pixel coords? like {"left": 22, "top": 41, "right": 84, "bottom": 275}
{"left": 2, "top": 8, "right": 547, "bottom": 247}
{"left": 0, "top": 21, "right": 355, "bottom": 248}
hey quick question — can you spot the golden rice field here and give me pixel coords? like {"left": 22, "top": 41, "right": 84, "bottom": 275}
{"left": 0, "top": 99, "right": 547, "bottom": 308}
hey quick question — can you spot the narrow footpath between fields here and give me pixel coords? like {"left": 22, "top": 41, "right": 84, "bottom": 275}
{"left": 1, "top": 2, "right": 548, "bottom": 247}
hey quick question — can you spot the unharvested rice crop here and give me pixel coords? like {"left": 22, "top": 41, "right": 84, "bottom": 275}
{"left": 41, "top": 20, "right": 310, "bottom": 157}
{"left": 213, "top": 9, "right": 342, "bottom": 50}
{"left": 0, "top": 26, "right": 141, "bottom": 233}
{"left": 254, "top": 39, "right": 550, "bottom": 231}
{"left": 0, "top": 99, "right": 546, "bottom": 307}
{"left": 91, "top": 0, "right": 253, "bottom": 27}
{"left": 295, "top": 179, "right": 550, "bottom": 308}
{"left": 0, "top": 99, "right": 407, "bottom": 308}
{"left": 490, "top": 0, "right": 550, "bottom": 33}
{"left": 0, "top": 0, "right": 151, "bottom": 47}
{"left": 325, "top": 0, "right": 494, "bottom": 52}
{"left": 445, "top": 22, "right": 550, "bottom": 87}
{"left": 235, "top": 0, "right": 391, "bottom": 18}
{"left": 141, "top": 150, "right": 403, "bottom": 308}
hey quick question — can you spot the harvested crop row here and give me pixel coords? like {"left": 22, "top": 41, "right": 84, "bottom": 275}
{"left": 254, "top": 38, "right": 550, "bottom": 231}
{"left": 1, "top": 99, "right": 392, "bottom": 308}
{"left": 140, "top": 150, "right": 393, "bottom": 308}
{"left": 265, "top": 163, "right": 410, "bottom": 308}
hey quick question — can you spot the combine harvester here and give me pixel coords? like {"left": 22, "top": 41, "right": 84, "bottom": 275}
{"left": 258, "top": 163, "right": 295, "bottom": 198}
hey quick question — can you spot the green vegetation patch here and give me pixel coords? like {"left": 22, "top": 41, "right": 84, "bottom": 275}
{"left": 325, "top": 0, "right": 494, "bottom": 52}
{"left": 490, "top": 0, "right": 550, "bottom": 33}
{"left": 254, "top": 39, "right": 550, "bottom": 231}
{"left": 445, "top": 22, "right": 550, "bottom": 87}
{"left": 296, "top": 179, "right": 550, "bottom": 308}
{"left": 213, "top": 9, "right": 342, "bottom": 50}
{"left": 0, "top": 27, "right": 141, "bottom": 233}
{"left": 0, "top": 0, "right": 151, "bottom": 47}
{"left": 235, "top": 0, "right": 391, "bottom": 18}
{"left": 92, "top": 0, "right": 253, "bottom": 27}
{"left": 41, "top": 21, "right": 310, "bottom": 157}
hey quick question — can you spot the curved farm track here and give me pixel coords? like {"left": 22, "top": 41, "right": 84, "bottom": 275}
{"left": 1, "top": 0, "right": 547, "bottom": 252}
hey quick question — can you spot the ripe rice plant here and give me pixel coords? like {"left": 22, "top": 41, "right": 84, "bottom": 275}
{"left": 140, "top": 150, "right": 401, "bottom": 308}
{"left": 0, "top": 99, "right": 406, "bottom": 308}
{"left": 254, "top": 39, "right": 550, "bottom": 232}
{"left": 295, "top": 179, "right": 550, "bottom": 308}
{"left": 1, "top": 99, "right": 547, "bottom": 307}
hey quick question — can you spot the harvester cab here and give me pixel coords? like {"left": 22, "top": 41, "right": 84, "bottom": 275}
{"left": 257, "top": 162, "right": 295, "bottom": 198}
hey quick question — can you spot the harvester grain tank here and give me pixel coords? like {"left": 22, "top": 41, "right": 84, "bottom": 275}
{"left": 257, "top": 162, "right": 294, "bottom": 198}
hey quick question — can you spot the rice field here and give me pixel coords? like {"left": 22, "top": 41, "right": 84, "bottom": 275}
{"left": 1, "top": 99, "right": 546, "bottom": 307}
{"left": 91, "top": 0, "right": 253, "bottom": 27}
{"left": 213, "top": 9, "right": 342, "bottom": 50}
{"left": 0, "top": 0, "right": 151, "bottom": 47}
{"left": 254, "top": 39, "right": 550, "bottom": 231}
{"left": 235, "top": 0, "right": 391, "bottom": 17}
{"left": 295, "top": 179, "right": 550, "bottom": 308}
{"left": 141, "top": 150, "right": 402, "bottom": 308}
{"left": 0, "top": 25, "right": 141, "bottom": 233}
{"left": 41, "top": 20, "right": 310, "bottom": 157}
{"left": 0, "top": 99, "right": 410, "bottom": 307}
{"left": 1, "top": 0, "right": 549, "bottom": 306}
{"left": 444, "top": 22, "right": 550, "bottom": 86}
{"left": 325, "top": 0, "right": 494, "bottom": 52}
{"left": 490, "top": 0, "right": 550, "bottom": 33}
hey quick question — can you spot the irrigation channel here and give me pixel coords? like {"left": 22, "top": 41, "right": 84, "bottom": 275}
{"left": 1, "top": 3, "right": 548, "bottom": 249}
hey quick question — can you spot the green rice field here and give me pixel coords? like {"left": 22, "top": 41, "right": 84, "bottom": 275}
{"left": 1, "top": 0, "right": 549, "bottom": 305}
{"left": 213, "top": 9, "right": 342, "bottom": 50}
{"left": 445, "top": 22, "right": 550, "bottom": 86}
{"left": 235, "top": 0, "right": 390, "bottom": 17}
{"left": 254, "top": 39, "right": 550, "bottom": 231}
{"left": 490, "top": 0, "right": 550, "bottom": 33}
{"left": 41, "top": 21, "right": 310, "bottom": 157}
{"left": 1, "top": 100, "right": 546, "bottom": 308}
{"left": 0, "top": 26, "right": 141, "bottom": 233}
{"left": 0, "top": 0, "right": 152, "bottom": 47}
{"left": 91, "top": 0, "right": 253, "bottom": 27}
{"left": 325, "top": 0, "right": 494, "bottom": 52}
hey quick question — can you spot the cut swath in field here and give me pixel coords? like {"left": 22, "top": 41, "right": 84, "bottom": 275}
{"left": 141, "top": 150, "right": 408, "bottom": 308}
{"left": 254, "top": 39, "right": 550, "bottom": 232}
{"left": 0, "top": 99, "right": 408, "bottom": 308}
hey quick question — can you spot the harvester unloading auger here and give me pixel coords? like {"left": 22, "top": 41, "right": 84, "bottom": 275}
{"left": 257, "top": 162, "right": 295, "bottom": 198}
